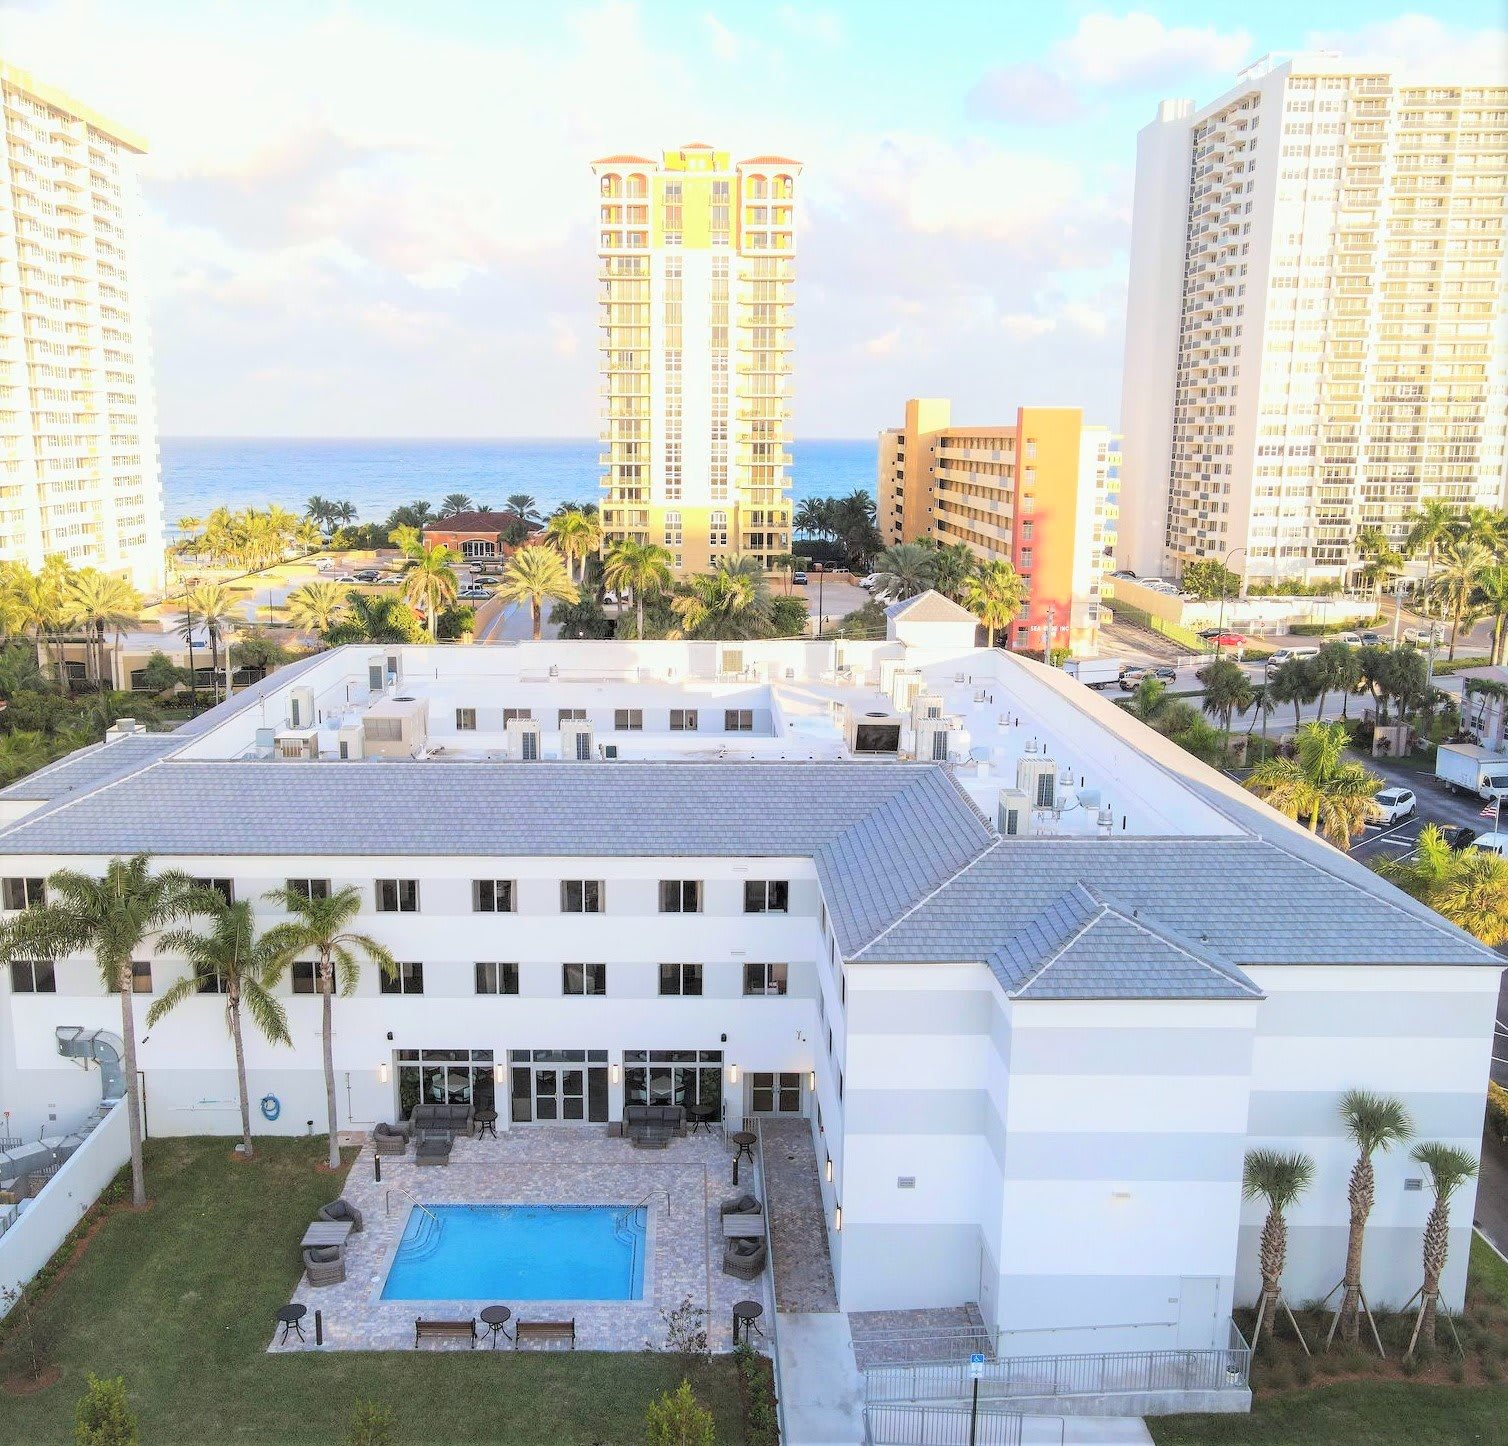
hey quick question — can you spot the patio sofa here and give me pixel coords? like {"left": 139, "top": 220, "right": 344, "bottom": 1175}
{"left": 303, "top": 1245, "right": 346, "bottom": 1287}
{"left": 720, "top": 1193, "right": 761, "bottom": 1218}
{"left": 372, "top": 1122, "right": 408, "bottom": 1157}
{"left": 318, "top": 1198, "right": 364, "bottom": 1233}
{"left": 723, "top": 1237, "right": 767, "bottom": 1280}
{"left": 623, "top": 1104, "right": 685, "bottom": 1147}
{"left": 409, "top": 1103, "right": 474, "bottom": 1141}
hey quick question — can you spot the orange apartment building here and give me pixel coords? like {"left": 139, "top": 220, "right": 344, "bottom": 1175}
{"left": 878, "top": 401, "right": 1119, "bottom": 657}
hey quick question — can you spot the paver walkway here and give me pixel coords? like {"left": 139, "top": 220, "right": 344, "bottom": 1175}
{"left": 759, "top": 1117, "right": 837, "bottom": 1312}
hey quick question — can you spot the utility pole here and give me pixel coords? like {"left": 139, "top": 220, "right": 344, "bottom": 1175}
{"left": 1043, "top": 604, "right": 1057, "bottom": 664}
{"left": 1391, "top": 576, "right": 1406, "bottom": 649}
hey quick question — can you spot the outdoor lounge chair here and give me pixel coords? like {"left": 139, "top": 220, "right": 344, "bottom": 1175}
{"left": 372, "top": 1122, "right": 407, "bottom": 1156}
{"left": 722, "top": 1237, "right": 767, "bottom": 1280}
{"left": 720, "top": 1193, "right": 761, "bottom": 1217}
{"left": 302, "top": 1245, "right": 346, "bottom": 1287}
{"left": 318, "top": 1198, "right": 364, "bottom": 1233}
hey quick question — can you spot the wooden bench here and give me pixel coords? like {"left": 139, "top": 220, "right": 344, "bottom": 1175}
{"left": 514, "top": 1318, "right": 576, "bottom": 1351}
{"left": 415, "top": 1317, "right": 477, "bottom": 1349}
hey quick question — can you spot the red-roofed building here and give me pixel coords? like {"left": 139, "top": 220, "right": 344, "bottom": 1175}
{"left": 421, "top": 511, "right": 539, "bottom": 559}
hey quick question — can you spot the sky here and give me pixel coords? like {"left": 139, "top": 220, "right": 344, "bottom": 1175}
{"left": 4, "top": 0, "right": 1505, "bottom": 438}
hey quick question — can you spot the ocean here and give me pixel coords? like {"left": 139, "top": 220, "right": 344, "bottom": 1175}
{"left": 160, "top": 437, "right": 878, "bottom": 529}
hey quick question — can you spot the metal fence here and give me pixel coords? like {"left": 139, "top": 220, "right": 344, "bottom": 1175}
{"left": 864, "top": 1337, "right": 1251, "bottom": 1405}
{"left": 864, "top": 1404, "right": 1060, "bottom": 1446}
{"left": 851, "top": 1323, "right": 998, "bottom": 1369}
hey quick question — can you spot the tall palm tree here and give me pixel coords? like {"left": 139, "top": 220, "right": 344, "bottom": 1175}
{"left": 323, "top": 592, "right": 425, "bottom": 645}
{"left": 402, "top": 544, "right": 460, "bottom": 641}
{"left": 1243, "top": 1147, "right": 1316, "bottom": 1349}
{"left": 794, "top": 497, "right": 832, "bottom": 541}
{"left": 870, "top": 542, "right": 936, "bottom": 602}
{"left": 1430, "top": 535, "right": 1493, "bottom": 659}
{"left": 1406, "top": 1141, "right": 1478, "bottom": 1357}
{"left": 919, "top": 541, "right": 978, "bottom": 604}
{"left": 1353, "top": 526, "right": 1404, "bottom": 605}
{"left": 149, "top": 899, "right": 291, "bottom": 1159}
{"left": 0, "top": 856, "right": 208, "bottom": 1206}
{"left": 506, "top": 493, "right": 542, "bottom": 524}
{"left": 182, "top": 582, "right": 239, "bottom": 702}
{"left": 65, "top": 570, "right": 141, "bottom": 688}
{"left": 1381, "top": 824, "right": 1508, "bottom": 946}
{"left": 495, "top": 544, "right": 578, "bottom": 640}
{"left": 1264, "top": 657, "right": 1320, "bottom": 732}
{"left": 284, "top": 580, "right": 350, "bottom": 635}
{"left": 1329, "top": 1091, "right": 1412, "bottom": 1348}
{"left": 1197, "top": 658, "right": 1254, "bottom": 749}
{"left": 544, "top": 508, "right": 603, "bottom": 585}
{"left": 960, "top": 560, "right": 1026, "bottom": 647}
{"left": 262, "top": 884, "right": 396, "bottom": 1171}
{"left": 602, "top": 539, "right": 674, "bottom": 638}
{"left": 672, "top": 569, "right": 771, "bottom": 640}
{"left": 334, "top": 501, "right": 358, "bottom": 530}
{"left": 438, "top": 493, "right": 474, "bottom": 518}
{"left": 1245, "top": 720, "right": 1381, "bottom": 850}
{"left": 1475, "top": 565, "right": 1508, "bottom": 667}
{"left": 1404, "top": 500, "right": 1460, "bottom": 620}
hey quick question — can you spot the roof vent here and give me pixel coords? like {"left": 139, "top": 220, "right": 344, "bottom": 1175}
{"left": 1097, "top": 805, "right": 1114, "bottom": 837}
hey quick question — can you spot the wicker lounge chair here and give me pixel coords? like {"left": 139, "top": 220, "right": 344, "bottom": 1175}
{"left": 722, "top": 1237, "right": 767, "bottom": 1280}
{"left": 303, "top": 1245, "right": 346, "bottom": 1287}
{"left": 372, "top": 1122, "right": 407, "bottom": 1156}
{"left": 720, "top": 1192, "right": 761, "bottom": 1217}
{"left": 318, "top": 1198, "right": 364, "bottom": 1233}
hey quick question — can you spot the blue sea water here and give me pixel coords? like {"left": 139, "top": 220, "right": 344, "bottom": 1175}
{"left": 160, "top": 436, "right": 877, "bottom": 527}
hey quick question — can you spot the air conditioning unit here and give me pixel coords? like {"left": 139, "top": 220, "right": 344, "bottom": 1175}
{"left": 915, "top": 716, "right": 957, "bottom": 763}
{"left": 998, "top": 787, "right": 1032, "bottom": 836}
{"left": 274, "top": 728, "right": 318, "bottom": 761}
{"left": 289, "top": 685, "right": 316, "bottom": 730}
{"left": 911, "top": 691, "right": 945, "bottom": 727}
{"left": 600, "top": 743, "right": 620, "bottom": 760}
{"left": 560, "top": 719, "right": 595, "bottom": 761}
{"left": 506, "top": 718, "right": 542, "bottom": 760}
{"left": 367, "top": 655, "right": 386, "bottom": 692}
{"left": 1017, "top": 753, "right": 1059, "bottom": 811}
{"left": 334, "top": 723, "right": 364, "bottom": 760}
{"left": 889, "top": 668, "right": 923, "bottom": 710}
{"left": 878, "top": 658, "right": 906, "bottom": 695}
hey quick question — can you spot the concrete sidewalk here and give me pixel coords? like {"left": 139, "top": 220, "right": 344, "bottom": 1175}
{"left": 777, "top": 1311, "right": 865, "bottom": 1445}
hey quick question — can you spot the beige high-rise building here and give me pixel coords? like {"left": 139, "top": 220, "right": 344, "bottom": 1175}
{"left": 592, "top": 144, "right": 799, "bottom": 575}
{"left": 1119, "top": 55, "right": 1508, "bottom": 587}
{"left": 0, "top": 63, "right": 164, "bottom": 592}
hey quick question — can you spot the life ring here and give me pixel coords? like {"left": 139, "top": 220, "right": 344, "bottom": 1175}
{"left": 260, "top": 1094, "right": 281, "bottom": 1121}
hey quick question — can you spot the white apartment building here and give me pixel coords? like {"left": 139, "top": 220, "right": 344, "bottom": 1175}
{"left": 0, "top": 611, "right": 1497, "bottom": 1368}
{"left": 592, "top": 145, "right": 799, "bottom": 575}
{"left": 1119, "top": 54, "right": 1508, "bottom": 587}
{"left": 0, "top": 63, "right": 164, "bottom": 592}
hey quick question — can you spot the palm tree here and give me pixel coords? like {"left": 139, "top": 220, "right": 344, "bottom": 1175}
{"left": 402, "top": 544, "right": 460, "bottom": 641}
{"left": 495, "top": 545, "right": 578, "bottom": 640}
{"left": 543, "top": 508, "right": 603, "bottom": 585}
{"left": 334, "top": 500, "right": 358, "bottom": 530}
{"left": 1431, "top": 535, "right": 1493, "bottom": 659}
{"left": 1405, "top": 1141, "right": 1478, "bottom": 1358}
{"left": 1125, "top": 676, "right": 1194, "bottom": 734}
{"left": 323, "top": 592, "right": 425, "bottom": 645}
{"left": 920, "top": 541, "right": 978, "bottom": 604}
{"left": 960, "top": 560, "right": 1027, "bottom": 647}
{"left": 506, "top": 493, "right": 542, "bottom": 524}
{"left": 182, "top": 582, "right": 239, "bottom": 702}
{"left": 1476, "top": 565, "right": 1508, "bottom": 666}
{"left": 1404, "top": 500, "right": 1460, "bottom": 621}
{"left": 602, "top": 539, "right": 674, "bottom": 638}
{"left": 149, "top": 899, "right": 290, "bottom": 1159}
{"left": 0, "top": 729, "right": 55, "bottom": 784}
{"left": 284, "top": 581, "right": 350, "bottom": 635}
{"left": 1197, "top": 658, "right": 1254, "bottom": 748}
{"left": 672, "top": 568, "right": 771, "bottom": 640}
{"left": 0, "top": 856, "right": 208, "bottom": 1206}
{"left": 1329, "top": 1091, "right": 1412, "bottom": 1348}
{"left": 794, "top": 497, "right": 832, "bottom": 541}
{"left": 262, "top": 884, "right": 396, "bottom": 1171}
{"left": 870, "top": 542, "right": 936, "bottom": 602}
{"left": 1381, "top": 824, "right": 1508, "bottom": 946}
{"left": 438, "top": 493, "right": 474, "bottom": 518}
{"left": 1243, "top": 1147, "right": 1316, "bottom": 1350}
{"left": 64, "top": 570, "right": 141, "bottom": 688}
{"left": 1245, "top": 720, "right": 1381, "bottom": 850}
{"left": 1354, "top": 526, "right": 1404, "bottom": 604}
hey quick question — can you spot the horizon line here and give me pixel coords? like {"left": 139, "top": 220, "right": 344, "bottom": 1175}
{"left": 160, "top": 434, "right": 880, "bottom": 443}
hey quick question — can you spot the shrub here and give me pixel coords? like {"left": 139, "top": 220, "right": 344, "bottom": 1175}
{"left": 346, "top": 1401, "right": 397, "bottom": 1446}
{"left": 74, "top": 1374, "right": 138, "bottom": 1446}
{"left": 1490, "top": 1084, "right": 1508, "bottom": 1145}
{"left": 646, "top": 1380, "right": 715, "bottom": 1446}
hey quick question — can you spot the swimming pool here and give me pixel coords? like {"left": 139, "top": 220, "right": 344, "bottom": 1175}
{"left": 380, "top": 1204, "right": 648, "bottom": 1301}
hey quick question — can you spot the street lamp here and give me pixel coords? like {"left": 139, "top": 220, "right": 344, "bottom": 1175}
{"left": 1214, "top": 547, "right": 1247, "bottom": 661}
{"left": 813, "top": 563, "right": 825, "bottom": 640}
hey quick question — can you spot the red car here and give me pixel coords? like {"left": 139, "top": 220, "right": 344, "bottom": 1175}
{"left": 1199, "top": 631, "right": 1246, "bottom": 648}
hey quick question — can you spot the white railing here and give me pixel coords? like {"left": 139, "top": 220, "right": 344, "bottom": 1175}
{"left": 864, "top": 1403, "right": 1060, "bottom": 1445}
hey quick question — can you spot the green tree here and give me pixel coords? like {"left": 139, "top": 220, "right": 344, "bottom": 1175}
{"left": 1196, "top": 658, "right": 1254, "bottom": 746}
{"left": 285, "top": 581, "right": 350, "bottom": 634}
{"left": 262, "top": 884, "right": 396, "bottom": 1171}
{"left": 542, "top": 507, "right": 603, "bottom": 585}
{"left": 1245, "top": 720, "right": 1381, "bottom": 850}
{"left": 916, "top": 539, "right": 977, "bottom": 603}
{"left": 65, "top": 571, "right": 142, "bottom": 689}
{"left": 960, "top": 560, "right": 1027, "bottom": 648}
{"left": 646, "top": 1380, "right": 714, "bottom": 1446}
{"left": 74, "top": 1373, "right": 139, "bottom": 1446}
{"left": 345, "top": 1401, "right": 398, "bottom": 1446}
{"left": 1404, "top": 499, "right": 1461, "bottom": 621}
{"left": 1313, "top": 641, "right": 1362, "bottom": 719}
{"left": 323, "top": 593, "right": 426, "bottom": 646}
{"left": 401, "top": 543, "right": 460, "bottom": 641}
{"left": 1354, "top": 526, "right": 1404, "bottom": 605}
{"left": 1406, "top": 1142, "right": 1478, "bottom": 1357}
{"left": 602, "top": 540, "right": 674, "bottom": 639}
{"left": 181, "top": 582, "right": 239, "bottom": 702}
{"left": 1380, "top": 823, "right": 1508, "bottom": 946}
{"left": 495, "top": 545, "right": 578, "bottom": 640}
{"left": 1243, "top": 1148, "right": 1316, "bottom": 1348}
{"left": 1476, "top": 564, "right": 1508, "bottom": 666}
{"left": 549, "top": 591, "right": 615, "bottom": 640}
{"left": 506, "top": 493, "right": 542, "bottom": 524}
{"left": 672, "top": 566, "right": 772, "bottom": 640}
{"left": 149, "top": 899, "right": 291, "bottom": 1159}
{"left": 138, "top": 651, "right": 188, "bottom": 698}
{"left": 1430, "top": 534, "right": 1494, "bottom": 659}
{"left": 870, "top": 542, "right": 936, "bottom": 602}
{"left": 1265, "top": 657, "right": 1320, "bottom": 731}
{"left": 1181, "top": 558, "right": 1242, "bottom": 602}
{"left": 0, "top": 856, "right": 208, "bottom": 1206}
{"left": 437, "top": 493, "right": 473, "bottom": 518}
{"left": 1331, "top": 1091, "right": 1412, "bottom": 1346}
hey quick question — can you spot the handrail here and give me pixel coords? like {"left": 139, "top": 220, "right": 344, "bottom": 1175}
{"left": 385, "top": 1184, "right": 441, "bottom": 1229}
{"left": 753, "top": 1120, "right": 791, "bottom": 1446}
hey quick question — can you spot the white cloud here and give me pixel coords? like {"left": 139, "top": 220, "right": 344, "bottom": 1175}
{"left": 1304, "top": 15, "right": 1508, "bottom": 82}
{"left": 967, "top": 62, "right": 1083, "bottom": 125}
{"left": 864, "top": 329, "right": 901, "bottom": 358}
{"left": 705, "top": 15, "right": 742, "bottom": 61}
{"left": 1000, "top": 314, "right": 1057, "bottom": 341}
{"left": 1058, "top": 11, "right": 1252, "bottom": 90}
{"left": 776, "top": 6, "right": 842, "bottom": 47}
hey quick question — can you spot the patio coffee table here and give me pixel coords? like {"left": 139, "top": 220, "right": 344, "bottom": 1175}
{"left": 480, "top": 1304, "right": 513, "bottom": 1348}
{"left": 416, "top": 1137, "right": 452, "bottom": 1166}
{"left": 732, "top": 1300, "right": 764, "bottom": 1345}
{"left": 731, "top": 1131, "right": 756, "bottom": 1166}
{"left": 301, "top": 1220, "right": 354, "bottom": 1248}
{"left": 722, "top": 1214, "right": 763, "bottom": 1238}
{"left": 276, "top": 1303, "right": 308, "bottom": 1345}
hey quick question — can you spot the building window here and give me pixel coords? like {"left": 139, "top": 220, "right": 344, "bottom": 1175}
{"left": 669, "top": 709, "right": 698, "bottom": 731}
{"left": 473, "top": 879, "right": 515, "bottom": 913}
{"left": 131, "top": 960, "right": 153, "bottom": 994}
{"left": 614, "top": 709, "right": 643, "bottom": 731}
{"left": 659, "top": 880, "right": 702, "bottom": 913}
{"left": 1, "top": 878, "right": 45, "bottom": 910}
{"left": 744, "top": 880, "right": 789, "bottom": 913}
{"left": 725, "top": 709, "right": 754, "bottom": 732}
{"left": 380, "top": 961, "right": 425, "bottom": 995}
{"left": 475, "top": 961, "right": 519, "bottom": 995}
{"left": 456, "top": 708, "right": 477, "bottom": 731}
{"left": 558, "top": 708, "right": 587, "bottom": 724}
{"left": 292, "top": 961, "right": 317, "bottom": 994}
{"left": 287, "top": 878, "right": 330, "bottom": 901}
{"left": 193, "top": 878, "right": 234, "bottom": 905}
{"left": 743, "top": 962, "right": 788, "bottom": 996}
{"left": 503, "top": 708, "right": 533, "bottom": 724}
{"left": 750, "top": 1071, "right": 802, "bottom": 1114}
{"left": 561, "top": 880, "right": 604, "bottom": 913}
{"left": 658, "top": 962, "right": 703, "bottom": 996}
{"left": 563, "top": 962, "right": 607, "bottom": 996}
{"left": 376, "top": 879, "right": 419, "bottom": 913}
{"left": 8, "top": 959, "right": 55, "bottom": 993}
{"left": 196, "top": 968, "right": 229, "bottom": 995}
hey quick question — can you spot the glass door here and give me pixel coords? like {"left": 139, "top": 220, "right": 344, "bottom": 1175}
{"left": 507, "top": 1049, "right": 609, "bottom": 1124}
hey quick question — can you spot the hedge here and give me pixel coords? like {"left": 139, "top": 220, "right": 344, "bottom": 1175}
{"left": 1489, "top": 1081, "right": 1508, "bottom": 1145}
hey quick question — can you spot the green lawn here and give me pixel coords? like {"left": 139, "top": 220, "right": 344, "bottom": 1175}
{"left": 0, "top": 1137, "right": 750, "bottom": 1445}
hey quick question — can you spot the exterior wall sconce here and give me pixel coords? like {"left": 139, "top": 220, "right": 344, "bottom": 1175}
{"left": 377, "top": 1062, "right": 388, "bottom": 1084}
{"left": 611, "top": 1063, "right": 621, "bottom": 1085}
{"left": 825, "top": 1156, "right": 833, "bottom": 1183}
{"left": 808, "top": 1070, "right": 816, "bottom": 1091}
{"left": 834, "top": 1203, "right": 842, "bottom": 1232}
{"left": 493, "top": 1063, "right": 504, "bottom": 1086}
{"left": 728, "top": 1064, "right": 739, "bottom": 1084}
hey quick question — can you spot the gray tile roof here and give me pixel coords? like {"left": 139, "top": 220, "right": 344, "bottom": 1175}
{"left": 0, "top": 733, "right": 180, "bottom": 802}
{"left": 883, "top": 590, "right": 979, "bottom": 625}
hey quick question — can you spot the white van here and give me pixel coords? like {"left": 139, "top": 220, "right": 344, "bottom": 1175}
{"left": 1270, "top": 646, "right": 1320, "bottom": 666}
{"left": 1471, "top": 833, "right": 1508, "bottom": 857}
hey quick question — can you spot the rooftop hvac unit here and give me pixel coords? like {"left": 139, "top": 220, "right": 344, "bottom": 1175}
{"left": 915, "top": 716, "right": 957, "bottom": 763}
{"left": 289, "top": 685, "right": 316, "bottom": 730}
{"left": 1016, "top": 753, "right": 1059, "bottom": 810}
{"left": 560, "top": 718, "right": 595, "bottom": 761}
{"left": 889, "top": 668, "right": 923, "bottom": 710}
{"left": 911, "top": 691, "right": 945, "bottom": 727}
{"left": 878, "top": 657, "right": 906, "bottom": 695}
{"left": 367, "top": 655, "right": 386, "bottom": 692}
{"left": 600, "top": 743, "right": 620, "bottom": 760}
{"left": 506, "top": 718, "right": 542, "bottom": 761}
{"left": 274, "top": 728, "right": 318, "bottom": 761}
{"left": 334, "top": 723, "right": 364, "bottom": 761}
{"left": 105, "top": 718, "right": 145, "bottom": 740}
{"left": 998, "top": 787, "right": 1032, "bottom": 836}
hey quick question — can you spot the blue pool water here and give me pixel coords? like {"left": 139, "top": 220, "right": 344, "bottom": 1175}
{"left": 380, "top": 1204, "right": 647, "bottom": 1301}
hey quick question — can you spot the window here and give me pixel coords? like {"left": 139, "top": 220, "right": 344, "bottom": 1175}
{"left": 743, "top": 880, "right": 789, "bottom": 913}
{"left": 380, "top": 961, "right": 425, "bottom": 995}
{"left": 561, "top": 880, "right": 603, "bottom": 913}
{"left": 750, "top": 1071, "right": 802, "bottom": 1113}
{"left": 291, "top": 961, "right": 317, "bottom": 994}
{"left": 2, "top": 878, "right": 45, "bottom": 910}
{"left": 562, "top": 962, "right": 606, "bottom": 996}
{"left": 472, "top": 879, "right": 515, "bottom": 913}
{"left": 376, "top": 879, "right": 419, "bottom": 913}
{"left": 196, "top": 968, "right": 229, "bottom": 994}
{"left": 503, "top": 708, "right": 532, "bottom": 724}
{"left": 725, "top": 709, "right": 753, "bottom": 732}
{"left": 669, "top": 709, "right": 698, "bottom": 731}
{"left": 475, "top": 961, "right": 519, "bottom": 995}
{"left": 614, "top": 709, "right": 643, "bottom": 731}
{"left": 558, "top": 708, "right": 587, "bottom": 724}
{"left": 658, "top": 962, "right": 703, "bottom": 996}
{"left": 659, "top": 880, "right": 702, "bottom": 913}
{"left": 456, "top": 707, "right": 477, "bottom": 731}
{"left": 9, "top": 959, "right": 55, "bottom": 993}
{"left": 193, "top": 878, "right": 234, "bottom": 905}
{"left": 743, "top": 962, "right": 788, "bottom": 996}
{"left": 286, "top": 878, "right": 330, "bottom": 901}
{"left": 131, "top": 960, "right": 153, "bottom": 994}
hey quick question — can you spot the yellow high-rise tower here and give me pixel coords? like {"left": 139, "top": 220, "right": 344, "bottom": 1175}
{"left": 592, "top": 144, "right": 799, "bottom": 575}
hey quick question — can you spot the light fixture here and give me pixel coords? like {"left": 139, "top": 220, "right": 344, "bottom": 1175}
{"left": 611, "top": 1063, "right": 621, "bottom": 1085}
{"left": 728, "top": 1064, "right": 739, "bottom": 1084}
{"left": 834, "top": 1204, "right": 842, "bottom": 1232}
{"left": 378, "top": 1061, "right": 389, "bottom": 1084}
{"left": 825, "top": 1156, "right": 833, "bottom": 1183}
{"left": 808, "top": 1070, "right": 816, "bottom": 1091}
{"left": 493, "top": 1063, "right": 505, "bottom": 1086}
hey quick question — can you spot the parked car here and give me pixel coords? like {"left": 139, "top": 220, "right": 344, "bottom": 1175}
{"left": 351, "top": 569, "right": 380, "bottom": 583}
{"left": 1197, "top": 629, "right": 1247, "bottom": 647}
{"left": 1367, "top": 788, "right": 1417, "bottom": 825}
{"left": 1403, "top": 625, "right": 1445, "bottom": 646}
{"left": 313, "top": 557, "right": 336, "bottom": 571}
{"left": 1331, "top": 632, "right": 1363, "bottom": 645}
{"left": 1471, "top": 832, "right": 1508, "bottom": 857}
{"left": 1270, "top": 646, "right": 1321, "bottom": 666}
{"left": 1440, "top": 825, "right": 1478, "bottom": 851}
{"left": 374, "top": 574, "right": 403, "bottom": 586}
{"left": 1109, "top": 569, "right": 1137, "bottom": 580}
{"left": 1119, "top": 664, "right": 1178, "bottom": 690}
{"left": 458, "top": 586, "right": 493, "bottom": 601}
{"left": 858, "top": 574, "right": 878, "bottom": 591}
{"left": 792, "top": 571, "right": 809, "bottom": 586}
{"left": 1358, "top": 631, "right": 1383, "bottom": 645}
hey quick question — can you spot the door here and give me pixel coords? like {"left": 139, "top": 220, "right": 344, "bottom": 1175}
{"left": 1176, "top": 1276, "right": 1221, "bottom": 1349}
